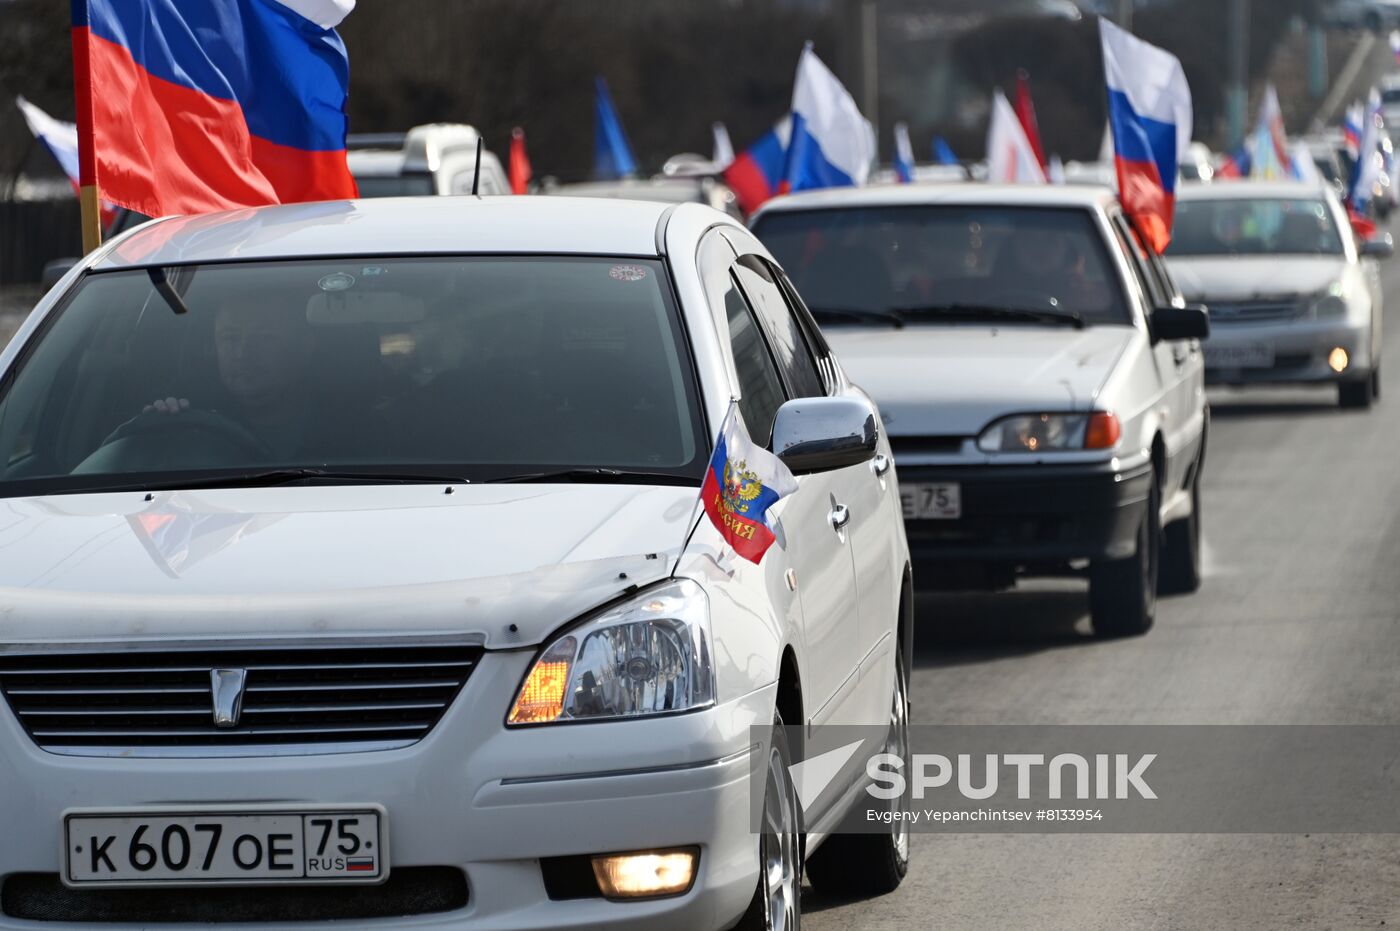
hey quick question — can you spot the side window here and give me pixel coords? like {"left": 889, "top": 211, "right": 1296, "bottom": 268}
{"left": 1109, "top": 214, "right": 1163, "bottom": 310}
{"left": 724, "top": 286, "right": 786, "bottom": 446}
{"left": 732, "top": 255, "right": 826, "bottom": 399}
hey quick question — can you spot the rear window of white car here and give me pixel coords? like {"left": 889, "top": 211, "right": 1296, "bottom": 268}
{"left": 0, "top": 256, "right": 707, "bottom": 495}
{"left": 1167, "top": 198, "right": 1344, "bottom": 257}
{"left": 754, "top": 205, "right": 1131, "bottom": 326}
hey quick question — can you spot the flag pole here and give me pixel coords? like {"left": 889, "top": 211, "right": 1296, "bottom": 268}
{"left": 71, "top": 0, "right": 101, "bottom": 252}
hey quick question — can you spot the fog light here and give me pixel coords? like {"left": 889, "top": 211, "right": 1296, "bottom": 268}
{"left": 1328, "top": 347, "right": 1350, "bottom": 373}
{"left": 591, "top": 847, "right": 698, "bottom": 899}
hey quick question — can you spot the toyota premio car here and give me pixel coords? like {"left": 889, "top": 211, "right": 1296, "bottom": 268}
{"left": 0, "top": 197, "right": 912, "bottom": 929}
{"left": 752, "top": 184, "right": 1210, "bottom": 637}
{"left": 1166, "top": 181, "right": 1392, "bottom": 408}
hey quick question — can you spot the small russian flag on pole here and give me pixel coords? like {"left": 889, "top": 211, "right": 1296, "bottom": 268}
{"left": 700, "top": 404, "right": 798, "bottom": 564}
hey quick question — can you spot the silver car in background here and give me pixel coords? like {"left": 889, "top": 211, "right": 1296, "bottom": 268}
{"left": 1166, "top": 182, "right": 1393, "bottom": 408}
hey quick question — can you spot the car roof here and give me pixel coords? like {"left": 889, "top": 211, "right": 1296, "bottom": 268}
{"left": 1176, "top": 180, "right": 1331, "bottom": 201}
{"left": 92, "top": 197, "right": 685, "bottom": 269}
{"left": 550, "top": 178, "right": 706, "bottom": 204}
{"left": 754, "top": 182, "right": 1120, "bottom": 218}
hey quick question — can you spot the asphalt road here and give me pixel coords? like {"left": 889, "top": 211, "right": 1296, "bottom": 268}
{"left": 804, "top": 256, "right": 1400, "bottom": 927}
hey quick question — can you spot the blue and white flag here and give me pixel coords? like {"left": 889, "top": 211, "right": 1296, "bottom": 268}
{"left": 893, "top": 121, "right": 915, "bottom": 182}
{"left": 784, "top": 45, "right": 875, "bottom": 193}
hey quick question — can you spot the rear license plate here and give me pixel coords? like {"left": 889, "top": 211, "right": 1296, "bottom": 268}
{"left": 1203, "top": 342, "right": 1274, "bottom": 369}
{"left": 901, "top": 482, "right": 961, "bottom": 520}
{"left": 63, "top": 806, "right": 386, "bottom": 887}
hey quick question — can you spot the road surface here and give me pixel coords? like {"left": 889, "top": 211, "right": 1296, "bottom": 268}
{"left": 805, "top": 256, "right": 1400, "bottom": 927}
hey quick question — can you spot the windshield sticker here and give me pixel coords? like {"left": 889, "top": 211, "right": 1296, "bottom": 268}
{"left": 609, "top": 264, "right": 647, "bottom": 282}
{"left": 318, "top": 272, "right": 356, "bottom": 292}
{"left": 361, "top": 265, "right": 388, "bottom": 278}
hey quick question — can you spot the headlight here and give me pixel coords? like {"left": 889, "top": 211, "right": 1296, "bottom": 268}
{"left": 507, "top": 579, "right": 714, "bottom": 725}
{"left": 1310, "top": 285, "right": 1348, "bottom": 319}
{"left": 976, "top": 411, "right": 1121, "bottom": 453}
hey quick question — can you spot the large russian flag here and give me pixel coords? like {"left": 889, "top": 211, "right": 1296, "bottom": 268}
{"left": 1099, "top": 18, "right": 1191, "bottom": 254}
{"left": 783, "top": 46, "right": 875, "bottom": 194}
{"left": 70, "top": 0, "right": 358, "bottom": 218}
{"left": 724, "top": 117, "right": 791, "bottom": 215}
{"left": 700, "top": 406, "right": 797, "bottom": 564}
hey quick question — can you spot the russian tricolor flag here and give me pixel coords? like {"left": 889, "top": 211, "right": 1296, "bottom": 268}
{"left": 723, "top": 117, "right": 791, "bottom": 215}
{"left": 700, "top": 406, "right": 797, "bottom": 564}
{"left": 70, "top": 0, "right": 359, "bottom": 218}
{"left": 1099, "top": 18, "right": 1192, "bottom": 254}
{"left": 783, "top": 46, "right": 875, "bottom": 194}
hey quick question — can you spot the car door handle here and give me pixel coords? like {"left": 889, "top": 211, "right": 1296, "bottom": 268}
{"left": 829, "top": 503, "right": 851, "bottom": 531}
{"left": 871, "top": 454, "right": 892, "bottom": 477}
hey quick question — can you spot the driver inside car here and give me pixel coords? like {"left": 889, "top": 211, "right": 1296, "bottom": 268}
{"left": 139, "top": 298, "right": 314, "bottom": 461}
{"left": 1001, "top": 226, "right": 1112, "bottom": 314}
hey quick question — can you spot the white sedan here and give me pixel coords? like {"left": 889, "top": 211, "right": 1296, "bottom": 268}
{"left": 753, "top": 184, "right": 1210, "bottom": 636}
{"left": 1166, "top": 181, "right": 1392, "bottom": 408}
{"left": 0, "top": 197, "right": 910, "bottom": 929}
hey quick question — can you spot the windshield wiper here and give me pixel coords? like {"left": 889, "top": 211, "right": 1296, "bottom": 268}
{"left": 895, "top": 303, "right": 1085, "bottom": 329}
{"left": 488, "top": 468, "right": 696, "bottom": 486}
{"left": 808, "top": 306, "right": 906, "bottom": 328}
{"left": 96, "top": 468, "right": 473, "bottom": 493}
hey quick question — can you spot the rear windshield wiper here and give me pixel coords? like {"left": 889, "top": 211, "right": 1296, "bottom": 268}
{"left": 488, "top": 468, "right": 697, "bottom": 486}
{"left": 91, "top": 468, "right": 473, "bottom": 493}
{"left": 808, "top": 306, "right": 907, "bottom": 329}
{"left": 895, "top": 303, "right": 1085, "bottom": 329}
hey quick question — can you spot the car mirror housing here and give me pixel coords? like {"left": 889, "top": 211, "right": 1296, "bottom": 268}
{"left": 1151, "top": 304, "right": 1210, "bottom": 343}
{"left": 772, "top": 396, "right": 879, "bottom": 474}
{"left": 1360, "top": 233, "right": 1395, "bottom": 260}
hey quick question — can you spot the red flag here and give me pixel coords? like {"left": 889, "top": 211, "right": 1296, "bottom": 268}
{"left": 1014, "top": 69, "right": 1048, "bottom": 171}
{"left": 509, "top": 127, "right": 532, "bottom": 195}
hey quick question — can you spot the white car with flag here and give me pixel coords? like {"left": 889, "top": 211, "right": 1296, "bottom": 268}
{"left": 0, "top": 195, "right": 910, "bottom": 929}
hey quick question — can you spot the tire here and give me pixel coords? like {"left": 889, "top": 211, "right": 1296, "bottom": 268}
{"left": 1159, "top": 465, "right": 1202, "bottom": 596}
{"left": 1339, "top": 377, "right": 1374, "bottom": 409}
{"left": 1372, "top": 368, "right": 1382, "bottom": 402}
{"left": 734, "top": 712, "right": 802, "bottom": 931}
{"left": 1090, "top": 471, "right": 1159, "bottom": 637}
{"left": 805, "top": 644, "right": 910, "bottom": 897}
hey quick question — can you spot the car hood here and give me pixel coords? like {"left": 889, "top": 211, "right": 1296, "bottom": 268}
{"left": 1166, "top": 256, "right": 1346, "bottom": 302}
{"left": 827, "top": 325, "right": 1133, "bottom": 436}
{"left": 0, "top": 484, "right": 697, "bottom": 648}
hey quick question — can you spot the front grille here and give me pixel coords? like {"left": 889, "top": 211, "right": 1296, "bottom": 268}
{"left": 1207, "top": 298, "right": 1305, "bottom": 324}
{"left": 1, "top": 867, "right": 468, "bottom": 922}
{"left": 0, "top": 641, "right": 482, "bottom": 755}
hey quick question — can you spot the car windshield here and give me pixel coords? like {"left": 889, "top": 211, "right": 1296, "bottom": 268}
{"left": 0, "top": 256, "right": 706, "bottom": 496}
{"left": 352, "top": 174, "right": 435, "bottom": 197}
{"left": 754, "top": 205, "right": 1131, "bottom": 326}
{"left": 1167, "top": 197, "right": 1345, "bottom": 257}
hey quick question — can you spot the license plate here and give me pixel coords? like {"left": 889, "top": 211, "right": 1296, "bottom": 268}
{"left": 63, "top": 806, "right": 386, "bottom": 887}
{"left": 901, "top": 482, "right": 961, "bottom": 520}
{"left": 1203, "top": 342, "right": 1274, "bottom": 369}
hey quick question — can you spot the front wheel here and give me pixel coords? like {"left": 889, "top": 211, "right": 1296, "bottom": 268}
{"left": 735, "top": 712, "right": 802, "bottom": 931}
{"left": 805, "top": 643, "right": 911, "bottom": 896}
{"left": 1090, "top": 471, "right": 1159, "bottom": 637}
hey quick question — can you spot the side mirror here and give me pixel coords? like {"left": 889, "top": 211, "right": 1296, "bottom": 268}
{"left": 1360, "top": 233, "right": 1395, "bottom": 259}
{"left": 41, "top": 258, "right": 78, "bottom": 293}
{"left": 1152, "top": 303, "right": 1210, "bottom": 342}
{"left": 772, "top": 396, "right": 879, "bottom": 474}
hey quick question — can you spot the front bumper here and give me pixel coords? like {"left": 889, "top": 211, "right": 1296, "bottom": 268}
{"left": 1203, "top": 317, "right": 1374, "bottom": 386}
{"left": 0, "top": 650, "right": 770, "bottom": 930}
{"left": 899, "top": 459, "right": 1152, "bottom": 576}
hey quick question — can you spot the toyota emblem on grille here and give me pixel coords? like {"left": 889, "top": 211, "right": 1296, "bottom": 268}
{"left": 209, "top": 668, "right": 248, "bottom": 728}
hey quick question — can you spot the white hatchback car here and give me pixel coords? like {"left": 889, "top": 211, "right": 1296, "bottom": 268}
{"left": 0, "top": 198, "right": 911, "bottom": 929}
{"left": 753, "top": 184, "right": 1210, "bottom": 636}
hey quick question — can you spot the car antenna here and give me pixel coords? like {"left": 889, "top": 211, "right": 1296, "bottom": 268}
{"left": 471, "top": 136, "right": 483, "bottom": 197}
